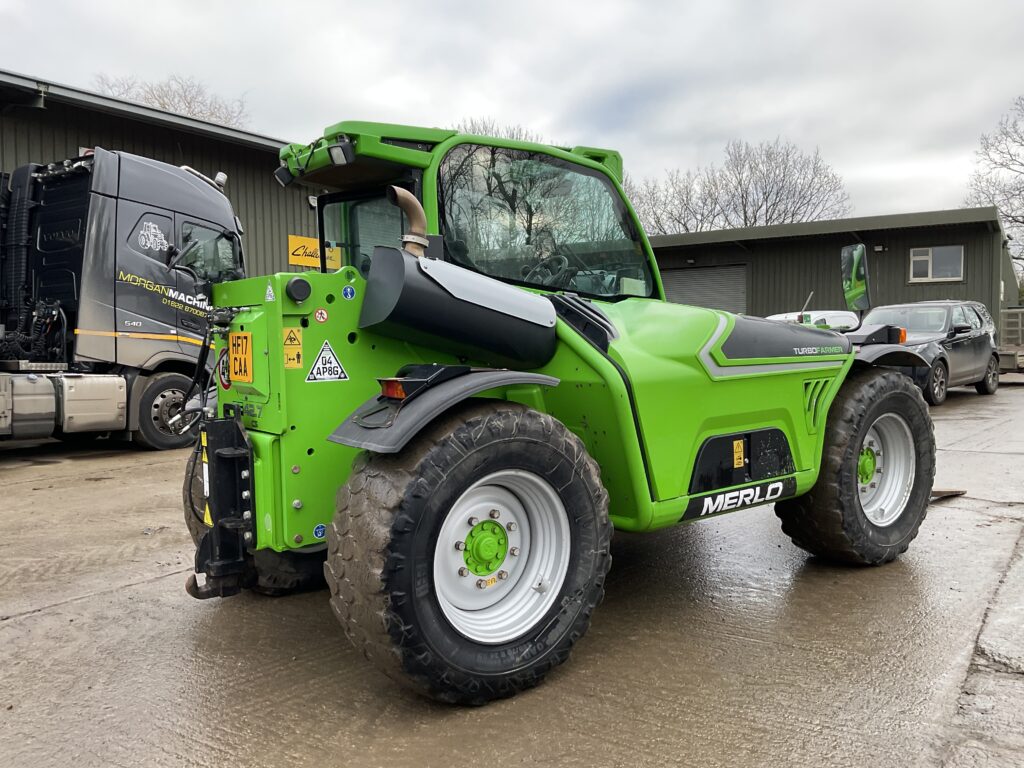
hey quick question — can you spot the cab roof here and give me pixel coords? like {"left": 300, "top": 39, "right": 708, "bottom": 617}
{"left": 276, "top": 120, "right": 624, "bottom": 190}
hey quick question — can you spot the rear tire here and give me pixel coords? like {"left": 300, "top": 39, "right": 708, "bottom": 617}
{"left": 182, "top": 442, "right": 325, "bottom": 595}
{"left": 923, "top": 360, "right": 947, "bottom": 406}
{"left": 325, "top": 401, "right": 611, "bottom": 705}
{"left": 133, "top": 372, "right": 197, "bottom": 450}
{"left": 775, "top": 368, "right": 935, "bottom": 565}
{"left": 975, "top": 355, "right": 999, "bottom": 395}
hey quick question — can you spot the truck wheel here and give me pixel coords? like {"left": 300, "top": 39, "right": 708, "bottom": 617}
{"left": 326, "top": 401, "right": 611, "bottom": 705}
{"left": 923, "top": 360, "right": 947, "bottom": 406}
{"left": 133, "top": 372, "right": 196, "bottom": 450}
{"left": 975, "top": 356, "right": 999, "bottom": 395}
{"left": 182, "top": 444, "right": 325, "bottom": 595}
{"left": 775, "top": 368, "right": 934, "bottom": 565}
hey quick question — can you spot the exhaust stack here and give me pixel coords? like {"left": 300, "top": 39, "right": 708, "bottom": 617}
{"left": 387, "top": 186, "right": 429, "bottom": 258}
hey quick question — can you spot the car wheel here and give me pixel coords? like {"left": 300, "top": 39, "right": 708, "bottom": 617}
{"left": 923, "top": 360, "right": 947, "bottom": 406}
{"left": 975, "top": 355, "right": 999, "bottom": 395}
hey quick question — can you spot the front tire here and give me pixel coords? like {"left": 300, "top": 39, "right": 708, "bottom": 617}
{"left": 923, "top": 360, "right": 947, "bottom": 406}
{"left": 326, "top": 401, "right": 611, "bottom": 705}
{"left": 975, "top": 355, "right": 999, "bottom": 395}
{"left": 775, "top": 368, "right": 935, "bottom": 565}
{"left": 133, "top": 372, "right": 197, "bottom": 450}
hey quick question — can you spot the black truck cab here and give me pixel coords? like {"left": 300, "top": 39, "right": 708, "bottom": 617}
{"left": 0, "top": 147, "right": 244, "bottom": 447}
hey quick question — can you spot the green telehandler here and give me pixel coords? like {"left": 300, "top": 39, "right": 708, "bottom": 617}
{"left": 183, "top": 123, "right": 935, "bottom": 704}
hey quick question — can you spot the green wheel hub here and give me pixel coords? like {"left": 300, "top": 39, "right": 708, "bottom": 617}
{"left": 463, "top": 520, "right": 508, "bottom": 576}
{"left": 858, "top": 446, "right": 877, "bottom": 485}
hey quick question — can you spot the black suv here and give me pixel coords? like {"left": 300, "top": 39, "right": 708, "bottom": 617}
{"left": 862, "top": 300, "right": 999, "bottom": 405}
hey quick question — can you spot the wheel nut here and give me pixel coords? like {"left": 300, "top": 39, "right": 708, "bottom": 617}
{"left": 489, "top": 509, "right": 501, "bottom": 519}
{"left": 510, "top": 547, "right": 520, "bottom": 557}
{"left": 458, "top": 567, "right": 469, "bottom": 577}
{"left": 468, "top": 516, "right": 479, "bottom": 527}
{"left": 454, "top": 541, "right": 466, "bottom": 551}
{"left": 506, "top": 521, "right": 517, "bottom": 532}
{"left": 497, "top": 570, "right": 508, "bottom": 580}
{"left": 476, "top": 579, "right": 488, "bottom": 589}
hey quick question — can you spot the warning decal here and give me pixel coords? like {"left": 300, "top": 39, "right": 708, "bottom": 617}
{"left": 305, "top": 340, "right": 348, "bottom": 382}
{"left": 283, "top": 327, "right": 303, "bottom": 369}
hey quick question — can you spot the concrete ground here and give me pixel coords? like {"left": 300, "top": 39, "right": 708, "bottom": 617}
{"left": 1, "top": 378, "right": 1022, "bottom": 768}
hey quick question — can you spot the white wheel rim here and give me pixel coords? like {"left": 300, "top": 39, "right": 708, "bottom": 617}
{"left": 857, "top": 413, "right": 916, "bottom": 527}
{"left": 433, "top": 469, "right": 571, "bottom": 645}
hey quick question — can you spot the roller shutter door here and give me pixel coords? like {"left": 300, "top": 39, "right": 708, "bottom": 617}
{"left": 660, "top": 265, "right": 747, "bottom": 313}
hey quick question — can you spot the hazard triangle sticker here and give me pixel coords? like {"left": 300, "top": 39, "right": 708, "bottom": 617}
{"left": 305, "top": 340, "right": 348, "bottom": 382}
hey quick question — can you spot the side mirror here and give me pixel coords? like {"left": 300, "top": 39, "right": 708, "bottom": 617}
{"left": 951, "top": 323, "right": 972, "bottom": 336}
{"left": 841, "top": 244, "right": 871, "bottom": 312}
{"left": 167, "top": 240, "right": 201, "bottom": 271}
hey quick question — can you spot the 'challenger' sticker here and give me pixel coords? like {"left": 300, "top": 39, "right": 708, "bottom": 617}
{"left": 681, "top": 477, "right": 797, "bottom": 521}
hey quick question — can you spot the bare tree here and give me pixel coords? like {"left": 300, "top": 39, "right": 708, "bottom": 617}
{"left": 94, "top": 73, "right": 248, "bottom": 128}
{"left": 627, "top": 139, "right": 851, "bottom": 235}
{"left": 454, "top": 117, "right": 545, "bottom": 144}
{"left": 966, "top": 96, "right": 1024, "bottom": 291}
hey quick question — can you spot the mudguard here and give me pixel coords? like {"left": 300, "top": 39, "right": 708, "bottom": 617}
{"left": 328, "top": 369, "right": 560, "bottom": 453}
{"left": 854, "top": 344, "right": 929, "bottom": 368}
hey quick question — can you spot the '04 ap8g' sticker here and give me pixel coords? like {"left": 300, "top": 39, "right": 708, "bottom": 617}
{"left": 306, "top": 340, "right": 348, "bottom": 382}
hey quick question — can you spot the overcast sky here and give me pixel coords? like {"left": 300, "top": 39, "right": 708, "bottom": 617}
{"left": 2, "top": 0, "right": 1022, "bottom": 217}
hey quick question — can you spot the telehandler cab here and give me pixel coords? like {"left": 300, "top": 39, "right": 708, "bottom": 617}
{"left": 184, "top": 123, "right": 935, "bottom": 704}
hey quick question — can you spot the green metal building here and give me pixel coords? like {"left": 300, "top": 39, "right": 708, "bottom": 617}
{"left": 649, "top": 208, "right": 1019, "bottom": 329}
{"left": 0, "top": 69, "right": 314, "bottom": 276}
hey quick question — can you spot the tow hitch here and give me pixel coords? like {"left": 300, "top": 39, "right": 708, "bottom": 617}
{"left": 185, "top": 410, "right": 256, "bottom": 599}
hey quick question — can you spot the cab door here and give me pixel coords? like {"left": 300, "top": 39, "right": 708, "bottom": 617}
{"left": 945, "top": 305, "right": 977, "bottom": 385}
{"left": 964, "top": 305, "right": 994, "bottom": 376}
{"left": 173, "top": 217, "right": 242, "bottom": 356}
{"left": 114, "top": 200, "right": 180, "bottom": 367}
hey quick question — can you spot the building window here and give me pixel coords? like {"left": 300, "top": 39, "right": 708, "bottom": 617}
{"left": 908, "top": 245, "right": 963, "bottom": 283}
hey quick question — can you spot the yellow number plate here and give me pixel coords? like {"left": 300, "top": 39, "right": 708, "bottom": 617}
{"left": 228, "top": 332, "right": 253, "bottom": 383}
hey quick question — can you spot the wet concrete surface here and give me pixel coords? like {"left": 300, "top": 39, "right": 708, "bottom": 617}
{"left": 2, "top": 380, "right": 1023, "bottom": 767}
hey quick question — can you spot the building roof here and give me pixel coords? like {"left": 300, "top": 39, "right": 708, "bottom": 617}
{"left": 0, "top": 68, "right": 285, "bottom": 153}
{"left": 649, "top": 207, "right": 1005, "bottom": 249}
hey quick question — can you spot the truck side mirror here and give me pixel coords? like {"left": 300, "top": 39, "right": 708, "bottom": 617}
{"left": 167, "top": 240, "right": 200, "bottom": 271}
{"left": 841, "top": 243, "right": 871, "bottom": 313}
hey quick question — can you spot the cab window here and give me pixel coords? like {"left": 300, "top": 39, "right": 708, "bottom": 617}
{"left": 179, "top": 222, "right": 243, "bottom": 281}
{"left": 965, "top": 306, "right": 983, "bottom": 329}
{"left": 319, "top": 193, "right": 406, "bottom": 276}
{"left": 951, "top": 306, "right": 969, "bottom": 329}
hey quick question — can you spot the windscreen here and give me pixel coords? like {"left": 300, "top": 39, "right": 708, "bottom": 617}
{"left": 864, "top": 306, "right": 950, "bottom": 334}
{"left": 438, "top": 144, "right": 654, "bottom": 299}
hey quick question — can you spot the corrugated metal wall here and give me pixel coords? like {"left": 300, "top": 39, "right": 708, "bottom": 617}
{"left": 654, "top": 223, "right": 1005, "bottom": 320}
{"left": 661, "top": 264, "right": 747, "bottom": 312}
{"left": 0, "top": 99, "right": 315, "bottom": 276}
